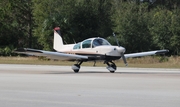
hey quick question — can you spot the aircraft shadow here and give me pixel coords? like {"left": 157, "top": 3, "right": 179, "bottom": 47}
{"left": 44, "top": 71, "right": 180, "bottom": 75}
{"left": 44, "top": 71, "right": 110, "bottom": 74}
{"left": 117, "top": 72, "right": 180, "bottom": 75}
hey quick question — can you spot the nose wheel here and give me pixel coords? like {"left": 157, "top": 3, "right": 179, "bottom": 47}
{"left": 104, "top": 61, "right": 117, "bottom": 73}
{"left": 72, "top": 61, "right": 83, "bottom": 73}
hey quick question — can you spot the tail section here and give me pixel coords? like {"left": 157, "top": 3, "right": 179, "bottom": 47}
{"left": 54, "top": 27, "right": 64, "bottom": 51}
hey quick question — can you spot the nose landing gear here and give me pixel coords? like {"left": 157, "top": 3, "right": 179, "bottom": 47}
{"left": 104, "top": 61, "right": 117, "bottom": 73}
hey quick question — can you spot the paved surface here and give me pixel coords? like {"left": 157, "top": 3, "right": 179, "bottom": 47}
{"left": 0, "top": 64, "right": 180, "bottom": 107}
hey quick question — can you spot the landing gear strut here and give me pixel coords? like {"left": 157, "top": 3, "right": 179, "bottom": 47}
{"left": 104, "top": 61, "right": 117, "bottom": 73}
{"left": 72, "top": 61, "right": 83, "bottom": 73}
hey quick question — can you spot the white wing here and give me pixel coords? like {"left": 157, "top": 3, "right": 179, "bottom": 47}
{"left": 14, "top": 48, "right": 88, "bottom": 61}
{"left": 124, "top": 50, "right": 169, "bottom": 58}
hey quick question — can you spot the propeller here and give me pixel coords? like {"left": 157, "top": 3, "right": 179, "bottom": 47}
{"left": 113, "top": 32, "right": 120, "bottom": 46}
{"left": 121, "top": 52, "right": 128, "bottom": 66}
{"left": 113, "top": 32, "right": 128, "bottom": 66}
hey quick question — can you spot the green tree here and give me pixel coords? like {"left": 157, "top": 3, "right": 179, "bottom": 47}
{"left": 70, "top": 0, "right": 113, "bottom": 42}
{"left": 0, "top": 0, "right": 34, "bottom": 55}
{"left": 112, "top": 1, "right": 152, "bottom": 53}
{"left": 149, "top": 9, "right": 171, "bottom": 49}
{"left": 148, "top": 6, "right": 180, "bottom": 55}
{"left": 33, "top": 0, "right": 114, "bottom": 50}
{"left": 0, "top": 0, "right": 34, "bottom": 49}
{"left": 33, "top": 0, "right": 76, "bottom": 50}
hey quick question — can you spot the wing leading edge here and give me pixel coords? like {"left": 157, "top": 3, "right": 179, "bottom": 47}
{"left": 14, "top": 48, "right": 88, "bottom": 61}
{"left": 124, "top": 50, "right": 169, "bottom": 58}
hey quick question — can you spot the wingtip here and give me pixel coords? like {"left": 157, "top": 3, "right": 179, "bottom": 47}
{"left": 155, "top": 49, "right": 169, "bottom": 54}
{"left": 14, "top": 48, "right": 26, "bottom": 52}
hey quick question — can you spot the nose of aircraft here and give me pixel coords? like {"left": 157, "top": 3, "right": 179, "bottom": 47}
{"left": 116, "top": 46, "right": 126, "bottom": 54}
{"left": 116, "top": 46, "right": 128, "bottom": 66}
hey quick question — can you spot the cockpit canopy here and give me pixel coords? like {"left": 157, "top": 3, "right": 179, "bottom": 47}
{"left": 73, "top": 38, "right": 111, "bottom": 49}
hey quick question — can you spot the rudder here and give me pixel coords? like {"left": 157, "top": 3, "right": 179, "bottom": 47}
{"left": 53, "top": 27, "right": 64, "bottom": 51}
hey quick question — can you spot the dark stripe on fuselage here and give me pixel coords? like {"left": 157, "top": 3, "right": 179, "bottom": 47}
{"left": 74, "top": 53, "right": 121, "bottom": 61}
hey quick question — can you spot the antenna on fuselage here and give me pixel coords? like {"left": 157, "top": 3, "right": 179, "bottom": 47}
{"left": 73, "top": 39, "right": 76, "bottom": 44}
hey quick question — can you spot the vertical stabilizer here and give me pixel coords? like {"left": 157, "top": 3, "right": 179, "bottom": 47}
{"left": 53, "top": 27, "right": 64, "bottom": 51}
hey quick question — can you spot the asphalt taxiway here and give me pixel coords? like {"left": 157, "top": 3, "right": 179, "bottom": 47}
{"left": 0, "top": 64, "right": 180, "bottom": 107}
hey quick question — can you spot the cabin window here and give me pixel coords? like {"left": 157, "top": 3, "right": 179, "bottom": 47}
{"left": 92, "top": 38, "right": 110, "bottom": 47}
{"left": 82, "top": 40, "right": 91, "bottom": 48}
{"left": 73, "top": 43, "right": 81, "bottom": 49}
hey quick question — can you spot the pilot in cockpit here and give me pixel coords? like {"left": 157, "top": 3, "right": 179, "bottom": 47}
{"left": 92, "top": 38, "right": 110, "bottom": 48}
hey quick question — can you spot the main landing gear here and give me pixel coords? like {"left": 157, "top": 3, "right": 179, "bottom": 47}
{"left": 72, "top": 61, "right": 83, "bottom": 73}
{"left": 72, "top": 60, "right": 117, "bottom": 73}
{"left": 104, "top": 61, "right": 117, "bottom": 73}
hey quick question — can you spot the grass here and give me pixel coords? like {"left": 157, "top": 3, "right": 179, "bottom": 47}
{"left": 0, "top": 56, "right": 180, "bottom": 69}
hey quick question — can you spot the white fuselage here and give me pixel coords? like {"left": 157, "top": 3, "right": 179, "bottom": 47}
{"left": 58, "top": 44, "right": 125, "bottom": 58}
{"left": 53, "top": 30, "right": 125, "bottom": 60}
{"left": 53, "top": 27, "right": 126, "bottom": 72}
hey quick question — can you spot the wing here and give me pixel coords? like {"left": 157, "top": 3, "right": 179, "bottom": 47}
{"left": 14, "top": 48, "right": 88, "bottom": 61}
{"left": 124, "top": 50, "right": 169, "bottom": 58}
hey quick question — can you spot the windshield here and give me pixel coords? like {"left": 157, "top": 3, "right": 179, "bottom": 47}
{"left": 92, "top": 38, "right": 111, "bottom": 47}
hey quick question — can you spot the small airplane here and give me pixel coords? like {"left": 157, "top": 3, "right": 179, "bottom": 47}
{"left": 15, "top": 27, "right": 169, "bottom": 73}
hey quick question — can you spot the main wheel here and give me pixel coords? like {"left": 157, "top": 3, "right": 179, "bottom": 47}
{"left": 72, "top": 64, "right": 80, "bottom": 73}
{"left": 110, "top": 70, "right": 115, "bottom": 73}
{"left": 74, "top": 69, "right": 79, "bottom": 73}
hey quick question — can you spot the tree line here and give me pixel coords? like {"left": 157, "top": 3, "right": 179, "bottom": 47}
{"left": 0, "top": 0, "right": 180, "bottom": 56}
